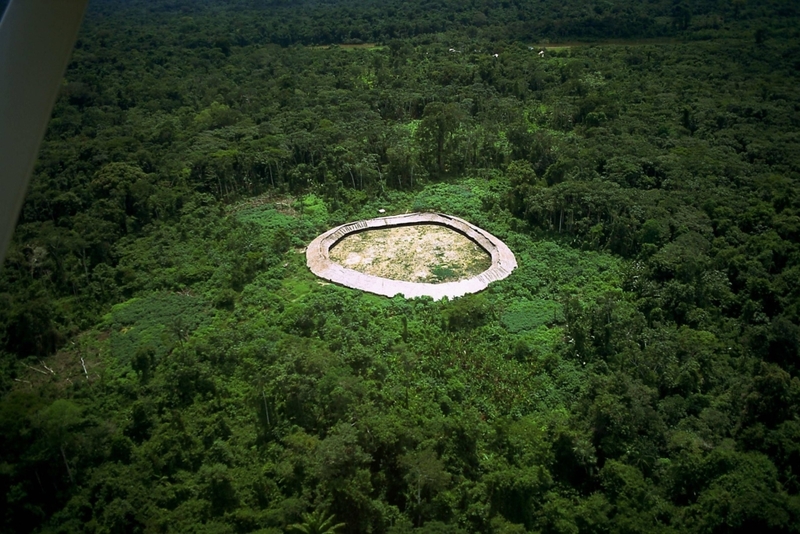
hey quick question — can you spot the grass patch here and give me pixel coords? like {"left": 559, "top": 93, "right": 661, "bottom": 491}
{"left": 103, "top": 292, "right": 212, "bottom": 365}
{"left": 502, "top": 299, "right": 564, "bottom": 333}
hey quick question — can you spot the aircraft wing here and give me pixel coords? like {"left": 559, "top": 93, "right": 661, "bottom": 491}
{"left": 0, "top": 0, "right": 88, "bottom": 264}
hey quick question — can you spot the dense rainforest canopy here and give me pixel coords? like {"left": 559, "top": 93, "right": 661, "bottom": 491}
{"left": 1, "top": 0, "right": 800, "bottom": 532}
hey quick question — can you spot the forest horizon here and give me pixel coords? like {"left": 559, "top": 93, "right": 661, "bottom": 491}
{"left": 1, "top": 0, "right": 799, "bottom": 532}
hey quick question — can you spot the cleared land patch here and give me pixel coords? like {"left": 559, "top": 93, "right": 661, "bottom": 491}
{"left": 306, "top": 213, "right": 517, "bottom": 300}
{"left": 330, "top": 224, "right": 491, "bottom": 283}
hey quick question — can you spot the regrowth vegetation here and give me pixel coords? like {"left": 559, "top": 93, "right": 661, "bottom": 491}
{"left": 1, "top": 0, "right": 800, "bottom": 533}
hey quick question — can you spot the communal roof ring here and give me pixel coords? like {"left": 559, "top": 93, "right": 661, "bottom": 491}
{"left": 306, "top": 212, "right": 517, "bottom": 300}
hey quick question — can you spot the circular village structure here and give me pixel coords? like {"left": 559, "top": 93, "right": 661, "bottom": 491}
{"left": 306, "top": 212, "right": 517, "bottom": 300}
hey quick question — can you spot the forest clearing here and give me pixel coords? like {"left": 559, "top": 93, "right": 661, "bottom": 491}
{"left": 329, "top": 224, "right": 492, "bottom": 283}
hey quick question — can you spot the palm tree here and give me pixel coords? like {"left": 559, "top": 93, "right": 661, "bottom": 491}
{"left": 287, "top": 510, "right": 346, "bottom": 534}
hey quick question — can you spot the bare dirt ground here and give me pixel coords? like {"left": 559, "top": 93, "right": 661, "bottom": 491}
{"left": 329, "top": 224, "right": 491, "bottom": 283}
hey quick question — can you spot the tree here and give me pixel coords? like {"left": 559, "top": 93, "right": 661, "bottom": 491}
{"left": 32, "top": 399, "right": 85, "bottom": 485}
{"left": 288, "top": 510, "right": 346, "bottom": 534}
{"left": 417, "top": 102, "right": 465, "bottom": 175}
{"left": 400, "top": 448, "right": 451, "bottom": 527}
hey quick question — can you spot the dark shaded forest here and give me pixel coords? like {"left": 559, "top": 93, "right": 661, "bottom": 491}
{"left": 1, "top": 0, "right": 800, "bottom": 532}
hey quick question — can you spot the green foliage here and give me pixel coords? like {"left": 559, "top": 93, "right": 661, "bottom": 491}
{"left": 411, "top": 182, "right": 483, "bottom": 221}
{"left": 235, "top": 206, "right": 311, "bottom": 249}
{"left": 288, "top": 510, "right": 345, "bottom": 534}
{"left": 299, "top": 194, "right": 331, "bottom": 231}
{"left": 430, "top": 265, "right": 459, "bottom": 283}
{"left": 501, "top": 299, "right": 563, "bottom": 333}
{"left": 442, "top": 294, "right": 492, "bottom": 331}
{"left": 104, "top": 292, "right": 212, "bottom": 364}
{"left": 1, "top": 2, "right": 800, "bottom": 533}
